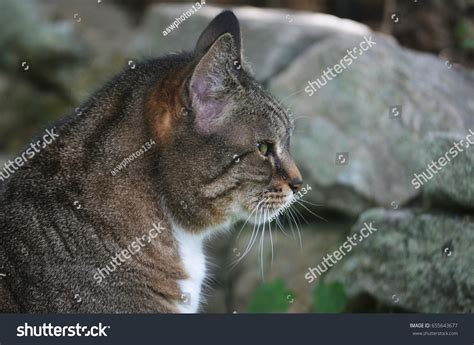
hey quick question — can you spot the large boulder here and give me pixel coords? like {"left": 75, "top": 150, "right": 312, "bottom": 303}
{"left": 0, "top": 0, "right": 82, "bottom": 151}
{"left": 420, "top": 132, "right": 474, "bottom": 209}
{"left": 269, "top": 33, "right": 474, "bottom": 216}
{"left": 132, "top": 4, "right": 370, "bottom": 82}
{"left": 0, "top": 0, "right": 134, "bottom": 152}
{"left": 328, "top": 208, "right": 474, "bottom": 312}
{"left": 0, "top": 0, "right": 82, "bottom": 75}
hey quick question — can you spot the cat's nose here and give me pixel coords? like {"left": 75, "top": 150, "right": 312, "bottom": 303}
{"left": 289, "top": 177, "right": 303, "bottom": 193}
{"left": 278, "top": 153, "right": 302, "bottom": 193}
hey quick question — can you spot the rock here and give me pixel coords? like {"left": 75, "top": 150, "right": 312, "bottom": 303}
{"left": 269, "top": 33, "right": 474, "bottom": 216}
{"left": 0, "top": 0, "right": 134, "bottom": 151}
{"left": 0, "top": 0, "right": 81, "bottom": 151}
{"left": 0, "top": 0, "right": 84, "bottom": 92}
{"left": 39, "top": 0, "right": 134, "bottom": 55}
{"left": 328, "top": 208, "right": 474, "bottom": 312}
{"left": 0, "top": 74, "right": 70, "bottom": 152}
{"left": 419, "top": 132, "right": 474, "bottom": 209}
{"left": 0, "top": 0, "right": 81, "bottom": 61}
{"left": 132, "top": 4, "right": 370, "bottom": 82}
{"left": 38, "top": 0, "right": 136, "bottom": 102}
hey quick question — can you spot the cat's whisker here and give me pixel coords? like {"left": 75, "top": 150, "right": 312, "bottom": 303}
{"left": 259, "top": 208, "right": 268, "bottom": 280}
{"left": 288, "top": 203, "right": 305, "bottom": 227}
{"left": 243, "top": 210, "right": 263, "bottom": 265}
{"left": 296, "top": 198, "right": 324, "bottom": 207}
{"left": 292, "top": 115, "right": 314, "bottom": 121}
{"left": 232, "top": 210, "right": 259, "bottom": 267}
{"left": 269, "top": 211, "right": 274, "bottom": 266}
{"left": 237, "top": 199, "right": 268, "bottom": 254}
{"left": 287, "top": 207, "right": 303, "bottom": 249}
{"left": 235, "top": 198, "right": 265, "bottom": 240}
{"left": 294, "top": 200, "right": 328, "bottom": 222}
{"left": 291, "top": 204, "right": 311, "bottom": 225}
{"left": 275, "top": 217, "right": 292, "bottom": 238}
{"left": 233, "top": 199, "right": 267, "bottom": 266}
{"left": 277, "top": 88, "right": 306, "bottom": 107}
{"left": 282, "top": 211, "right": 297, "bottom": 240}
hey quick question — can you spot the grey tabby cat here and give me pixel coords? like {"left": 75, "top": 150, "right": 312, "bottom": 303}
{"left": 0, "top": 10, "right": 302, "bottom": 313}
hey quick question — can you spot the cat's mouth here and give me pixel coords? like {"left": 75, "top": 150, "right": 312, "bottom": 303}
{"left": 241, "top": 189, "right": 294, "bottom": 225}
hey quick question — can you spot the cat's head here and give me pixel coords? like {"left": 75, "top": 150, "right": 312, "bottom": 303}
{"left": 147, "top": 11, "right": 302, "bottom": 232}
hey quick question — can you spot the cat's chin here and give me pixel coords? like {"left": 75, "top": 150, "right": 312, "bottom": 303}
{"left": 237, "top": 192, "right": 294, "bottom": 225}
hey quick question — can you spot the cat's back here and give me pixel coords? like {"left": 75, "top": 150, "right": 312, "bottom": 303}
{"left": 0, "top": 54, "right": 193, "bottom": 312}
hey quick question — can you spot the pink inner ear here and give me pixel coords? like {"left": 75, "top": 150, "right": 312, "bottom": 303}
{"left": 191, "top": 75, "right": 227, "bottom": 134}
{"left": 191, "top": 75, "right": 209, "bottom": 100}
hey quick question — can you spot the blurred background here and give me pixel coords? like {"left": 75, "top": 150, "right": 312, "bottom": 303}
{"left": 1, "top": 0, "right": 473, "bottom": 313}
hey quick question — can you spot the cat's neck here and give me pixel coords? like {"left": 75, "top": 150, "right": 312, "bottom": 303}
{"left": 171, "top": 220, "right": 231, "bottom": 312}
{"left": 172, "top": 223, "right": 207, "bottom": 313}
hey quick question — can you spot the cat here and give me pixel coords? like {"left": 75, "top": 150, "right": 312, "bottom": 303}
{"left": 0, "top": 10, "right": 302, "bottom": 313}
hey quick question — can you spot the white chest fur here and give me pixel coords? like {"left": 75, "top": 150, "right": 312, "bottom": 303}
{"left": 173, "top": 225, "right": 207, "bottom": 313}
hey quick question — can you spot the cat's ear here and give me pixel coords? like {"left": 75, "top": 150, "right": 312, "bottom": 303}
{"left": 189, "top": 11, "right": 242, "bottom": 135}
{"left": 195, "top": 10, "right": 242, "bottom": 57}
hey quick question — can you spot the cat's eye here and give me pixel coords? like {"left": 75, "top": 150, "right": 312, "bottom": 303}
{"left": 257, "top": 142, "right": 273, "bottom": 157}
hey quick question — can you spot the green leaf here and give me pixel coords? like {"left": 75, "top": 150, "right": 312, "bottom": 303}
{"left": 455, "top": 18, "right": 474, "bottom": 51}
{"left": 313, "top": 281, "right": 348, "bottom": 313}
{"left": 247, "top": 279, "right": 294, "bottom": 313}
{"left": 461, "top": 38, "right": 474, "bottom": 51}
{"left": 455, "top": 19, "right": 470, "bottom": 41}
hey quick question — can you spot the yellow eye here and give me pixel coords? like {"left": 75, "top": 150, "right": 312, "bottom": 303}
{"left": 257, "top": 142, "right": 271, "bottom": 156}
